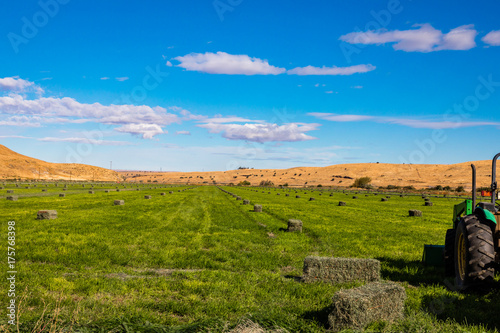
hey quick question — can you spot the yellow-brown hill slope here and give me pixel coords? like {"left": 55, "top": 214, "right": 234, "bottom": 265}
{"left": 0, "top": 144, "right": 119, "bottom": 181}
{"left": 121, "top": 160, "right": 495, "bottom": 190}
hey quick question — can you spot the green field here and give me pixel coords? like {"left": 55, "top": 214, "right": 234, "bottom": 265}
{"left": 1, "top": 184, "right": 500, "bottom": 332}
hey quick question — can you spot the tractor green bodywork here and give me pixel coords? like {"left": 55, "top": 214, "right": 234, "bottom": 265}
{"left": 453, "top": 199, "right": 497, "bottom": 229}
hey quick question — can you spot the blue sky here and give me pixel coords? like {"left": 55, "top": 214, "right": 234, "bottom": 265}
{"left": 1, "top": 0, "right": 500, "bottom": 171}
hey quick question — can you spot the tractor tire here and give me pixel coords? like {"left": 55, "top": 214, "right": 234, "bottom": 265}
{"left": 454, "top": 215, "right": 495, "bottom": 289}
{"left": 444, "top": 228, "right": 455, "bottom": 277}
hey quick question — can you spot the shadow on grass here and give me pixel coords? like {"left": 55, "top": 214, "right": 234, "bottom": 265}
{"left": 301, "top": 305, "right": 334, "bottom": 331}
{"left": 421, "top": 284, "right": 500, "bottom": 331}
{"left": 380, "top": 256, "right": 500, "bottom": 331}
{"left": 377, "top": 256, "right": 444, "bottom": 286}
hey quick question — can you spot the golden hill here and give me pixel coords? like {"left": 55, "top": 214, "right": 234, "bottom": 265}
{"left": 0, "top": 144, "right": 496, "bottom": 189}
{"left": 0, "top": 144, "right": 119, "bottom": 181}
{"left": 120, "top": 160, "right": 496, "bottom": 191}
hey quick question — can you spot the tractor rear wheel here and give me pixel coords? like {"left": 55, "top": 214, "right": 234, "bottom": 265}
{"left": 454, "top": 215, "right": 495, "bottom": 289}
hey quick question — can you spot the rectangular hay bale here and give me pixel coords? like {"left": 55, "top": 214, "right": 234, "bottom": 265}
{"left": 328, "top": 282, "right": 406, "bottom": 332}
{"left": 302, "top": 256, "right": 380, "bottom": 284}
{"left": 37, "top": 210, "right": 58, "bottom": 220}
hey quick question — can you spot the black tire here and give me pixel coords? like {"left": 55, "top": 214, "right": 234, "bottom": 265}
{"left": 454, "top": 215, "right": 495, "bottom": 289}
{"left": 444, "top": 228, "right": 455, "bottom": 277}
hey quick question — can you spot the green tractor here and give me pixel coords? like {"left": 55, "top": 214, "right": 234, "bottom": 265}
{"left": 445, "top": 153, "right": 500, "bottom": 289}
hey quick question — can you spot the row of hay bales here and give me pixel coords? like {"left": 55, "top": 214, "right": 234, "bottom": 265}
{"left": 220, "top": 187, "right": 310, "bottom": 232}
{"left": 4, "top": 186, "right": 196, "bottom": 201}
{"left": 222, "top": 187, "right": 427, "bottom": 217}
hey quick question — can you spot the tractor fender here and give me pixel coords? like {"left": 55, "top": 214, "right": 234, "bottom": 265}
{"left": 473, "top": 207, "right": 497, "bottom": 225}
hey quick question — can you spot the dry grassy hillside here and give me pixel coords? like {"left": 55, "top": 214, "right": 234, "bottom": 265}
{"left": 0, "top": 144, "right": 119, "bottom": 181}
{"left": 1, "top": 144, "right": 496, "bottom": 189}
{"left": 120, "top": 160, "right": 496, "bottom": 190}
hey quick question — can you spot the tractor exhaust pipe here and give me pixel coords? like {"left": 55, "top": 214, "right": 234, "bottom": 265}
{"left": 471, "top": 164, "right": 476, "bottom": 209}
{"left": 491, "top": 153, "right": 500, "bottom": 205}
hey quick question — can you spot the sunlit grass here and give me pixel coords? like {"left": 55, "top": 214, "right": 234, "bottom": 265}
{"left": 0, "top": 184, "right": 499, "bottom": 332}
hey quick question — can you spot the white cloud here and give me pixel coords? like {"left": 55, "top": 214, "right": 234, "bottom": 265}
{"left": 308, "top": 112, "right": 500, "bottom": 129}
{"left": 351, "top": 86, "right": 363, "bottom": 89}
{"left": 288, "top": 64, "right": 376, "bottom": 75}
{"left": 38, "top": 137, "right": 132, "bottom": 146}
{"left": 0, "top": 115, "right": 42, "bottom": 127}
{"left": 116, "top": 77, "right": 129, "bottom": 82}
{"left": 174, "top": 52, "right": 286, "bottom": 75}
{"left": 339, "top": 24, "right": 477, "bottom": 52}
{"left": 0, "top": 76, "right": 43, "bottom": 94}
{"left": 482, "top": 30, "right": 500, "bottom": 46}
{"left": 435, "top": 25, "right": 477, "bottom": 51}
{"left": 198, "top": 122, "right": 319, "bottom": 143}
{"left": 0, "top": 94, "right": 184, "bottom": 139}
{"left": 175, "top": 131, "right": 191, "bottom": 135}
{"left": 100, "top": 77, "right": 110, "bottom": 80}
{"left": 0, "top": 94, "right": 180, "bottom": 127}
{"left": 200, "top": 116, "right": 263, "bottom": 124}
{"left": 115, "top": 123, "right": 164, "bottom": 139}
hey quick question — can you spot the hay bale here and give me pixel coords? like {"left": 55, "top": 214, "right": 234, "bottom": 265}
{"left": 330, "top": 193, "right": 333, "bottom": 196}
{"left": 136, "top": 188, "right": 140, "bottom": 191}
{"left": 425, "top": 201, "right": 433, "bottom": 206}
{"left": 59, "top": 193, "right": 66, "bottom": 197}
{"left": 236, "top": 196, "right": 242, "bottom": 200}
{"left": 287, "top": 219, "right": 302, "bottom": 232}
{"left": 37, "top": 210, "right": 57, "bottom": 220}
{"left": 114, "top": 200, "right": 125, "bottom": 205}
{"left": 62, "top": 188, "right": 67, "bottom": 191}
{"left": 160, "top": 192, "right": 166, "bottom": 196}
{"left": 254, "top": 204, "right": 262, "bottom": 212}
{"left": 277, "top": 193, "right": 280, "bottom": 195}
{"left": 116, "top": 189, "right": 121, "bottom": 192}
{"left": 169, "top": 191, "right": 173, "bottom": 194}
{"left": 6, "top": 196, "right": 18, "bottom": 201}
{"left": 296, "top": 195, "right": 301, "bottom": 198}
{"left": 144, "top": 195, "right": 152, "bottom": 199}
{"left": 105, "top": 190, "right": 110, "bottom": 193}
{"left": 424, "top": 198, "right": 430, "bottom": 202}
{"left": 285, "top": 194, "right": 289, "bottom": 197}
{"left": 386, "top": 196, "right": 391, "bottom": 199}
{"left": 309, "top": 197, "right": 315, "bottom": 201}
{"left": 352, "top": 196, "right": 358, "bottom": 199}
{"left": 381, "top": 198, "right": 388, "bottom": 202}
{"left": 302, "top": 256, "right": 380, "bottom": 284}
{"left": 328, "top": 282, "right": 406, "bottom": 332}
{"left": 42, "top": 189, "right": 47, "bottom": 192}
{"left": 243, "top": 199, "right": 250, "bottom": 205}
{"left": 88, "top": 191, "right": 94, "bottom": 194}
{"left": 409, "top": 210, "right": 422, "bottom": 217}
{"left": 7, "top": 190, "right": 14, "bottom": 193}
{"left": 338, "top": 201, "right": 346, "bottom": 206}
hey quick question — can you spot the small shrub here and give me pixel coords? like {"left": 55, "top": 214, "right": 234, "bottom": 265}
{"left": 352, "top": 177, "right": 372, "bottom": 189}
